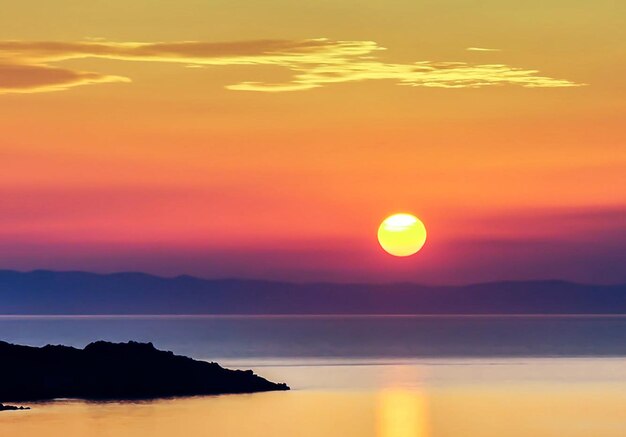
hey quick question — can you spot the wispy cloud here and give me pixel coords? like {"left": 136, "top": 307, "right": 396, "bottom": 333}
{"left": 466, "top": 47, "right": 502, "bottom": 52}
{"left": 0, "top": 38, "right": 583, "bottom": 94}
{"left": 0, "top": 62, "right": 129, "bottom": 94}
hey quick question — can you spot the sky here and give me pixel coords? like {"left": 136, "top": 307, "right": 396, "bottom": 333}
{"left": 0, "top": 0, "right": 624, "bottom": 284}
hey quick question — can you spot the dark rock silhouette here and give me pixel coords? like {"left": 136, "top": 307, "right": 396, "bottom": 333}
{"left": 0, "top": 341, "right": 289, "bottom": 402}
{"left": 0, "top": 403, "right": 30, "bottom": 411}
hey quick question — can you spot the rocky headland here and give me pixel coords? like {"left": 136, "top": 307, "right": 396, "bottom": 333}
{"left": 0, "top": 340, "right": 288, "bottom": 402}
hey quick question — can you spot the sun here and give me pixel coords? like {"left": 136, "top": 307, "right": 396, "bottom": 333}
{"left": 377, "top": 213, "right": 427, "bottom": 257}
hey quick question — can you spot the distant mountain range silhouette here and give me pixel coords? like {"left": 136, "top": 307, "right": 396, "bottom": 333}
{"left": 0, "top": 340, "right": 288, "bottom": 402}
{"left": 0, "top": 269, "right": 624, "bottom": 315}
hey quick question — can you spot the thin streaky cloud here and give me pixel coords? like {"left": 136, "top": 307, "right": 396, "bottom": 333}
{"left": 466, "top": 47, "right": 502, "bottom": 52}
{"left": 0, "top": 38, "right": 583, "bottom": 94}
{"left": 0, "top": 62, "right": 129, "bottom": 94}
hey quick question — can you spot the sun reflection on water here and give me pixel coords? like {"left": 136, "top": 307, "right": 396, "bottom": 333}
{"left": 377, "top": 388, "right": 430, "bottom": 437}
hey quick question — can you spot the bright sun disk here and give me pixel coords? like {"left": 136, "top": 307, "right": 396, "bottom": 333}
{"left": 377, "top": 213, "right": 427, "bottom": 257}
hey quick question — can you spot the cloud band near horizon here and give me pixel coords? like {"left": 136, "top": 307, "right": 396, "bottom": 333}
{"left": 0, "top": 38, "right": 583, "bottom": 94}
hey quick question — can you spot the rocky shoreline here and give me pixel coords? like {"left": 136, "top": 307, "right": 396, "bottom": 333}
{"left": 0, "top": 403, "right": 30, "bottom": 411}
{"left": 0, "top": 340, "right": 289, "bottom": 403}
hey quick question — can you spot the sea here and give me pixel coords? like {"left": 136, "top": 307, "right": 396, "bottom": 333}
{"left": 1, "top": 315, "right": 625, "bottom": 437}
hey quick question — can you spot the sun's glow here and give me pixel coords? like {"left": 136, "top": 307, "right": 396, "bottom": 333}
{"left": 377, "top": 213, "right": 427, "bottom": 257}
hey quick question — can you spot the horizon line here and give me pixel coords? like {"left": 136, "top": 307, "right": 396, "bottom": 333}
{"left": 2, "top": 314, "right": 626, "bottom": 320}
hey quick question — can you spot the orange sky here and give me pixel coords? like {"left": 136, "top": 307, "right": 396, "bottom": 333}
{"left": 0, "top": 1, "right": 624, "bottom": 283}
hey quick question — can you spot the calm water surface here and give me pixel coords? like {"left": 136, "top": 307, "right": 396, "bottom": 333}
{"left": 1, "top": 315, "right": 625, "bottom": 437}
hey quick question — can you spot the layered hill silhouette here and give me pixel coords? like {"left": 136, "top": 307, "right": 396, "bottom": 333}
{"left": 0, "top": 269, "right": 625, "bottom": 314}
{"left": 0, "top": 340, "right": 288, "bottom": 402}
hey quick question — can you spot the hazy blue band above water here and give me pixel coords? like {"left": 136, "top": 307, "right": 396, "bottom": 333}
{"left": 1, "top": 315, "right": 625, "bottom": 360}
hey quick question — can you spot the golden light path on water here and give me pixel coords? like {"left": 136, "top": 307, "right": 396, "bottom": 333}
{"left": 378, "top": 389, "right": 430, "bottom": 437}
